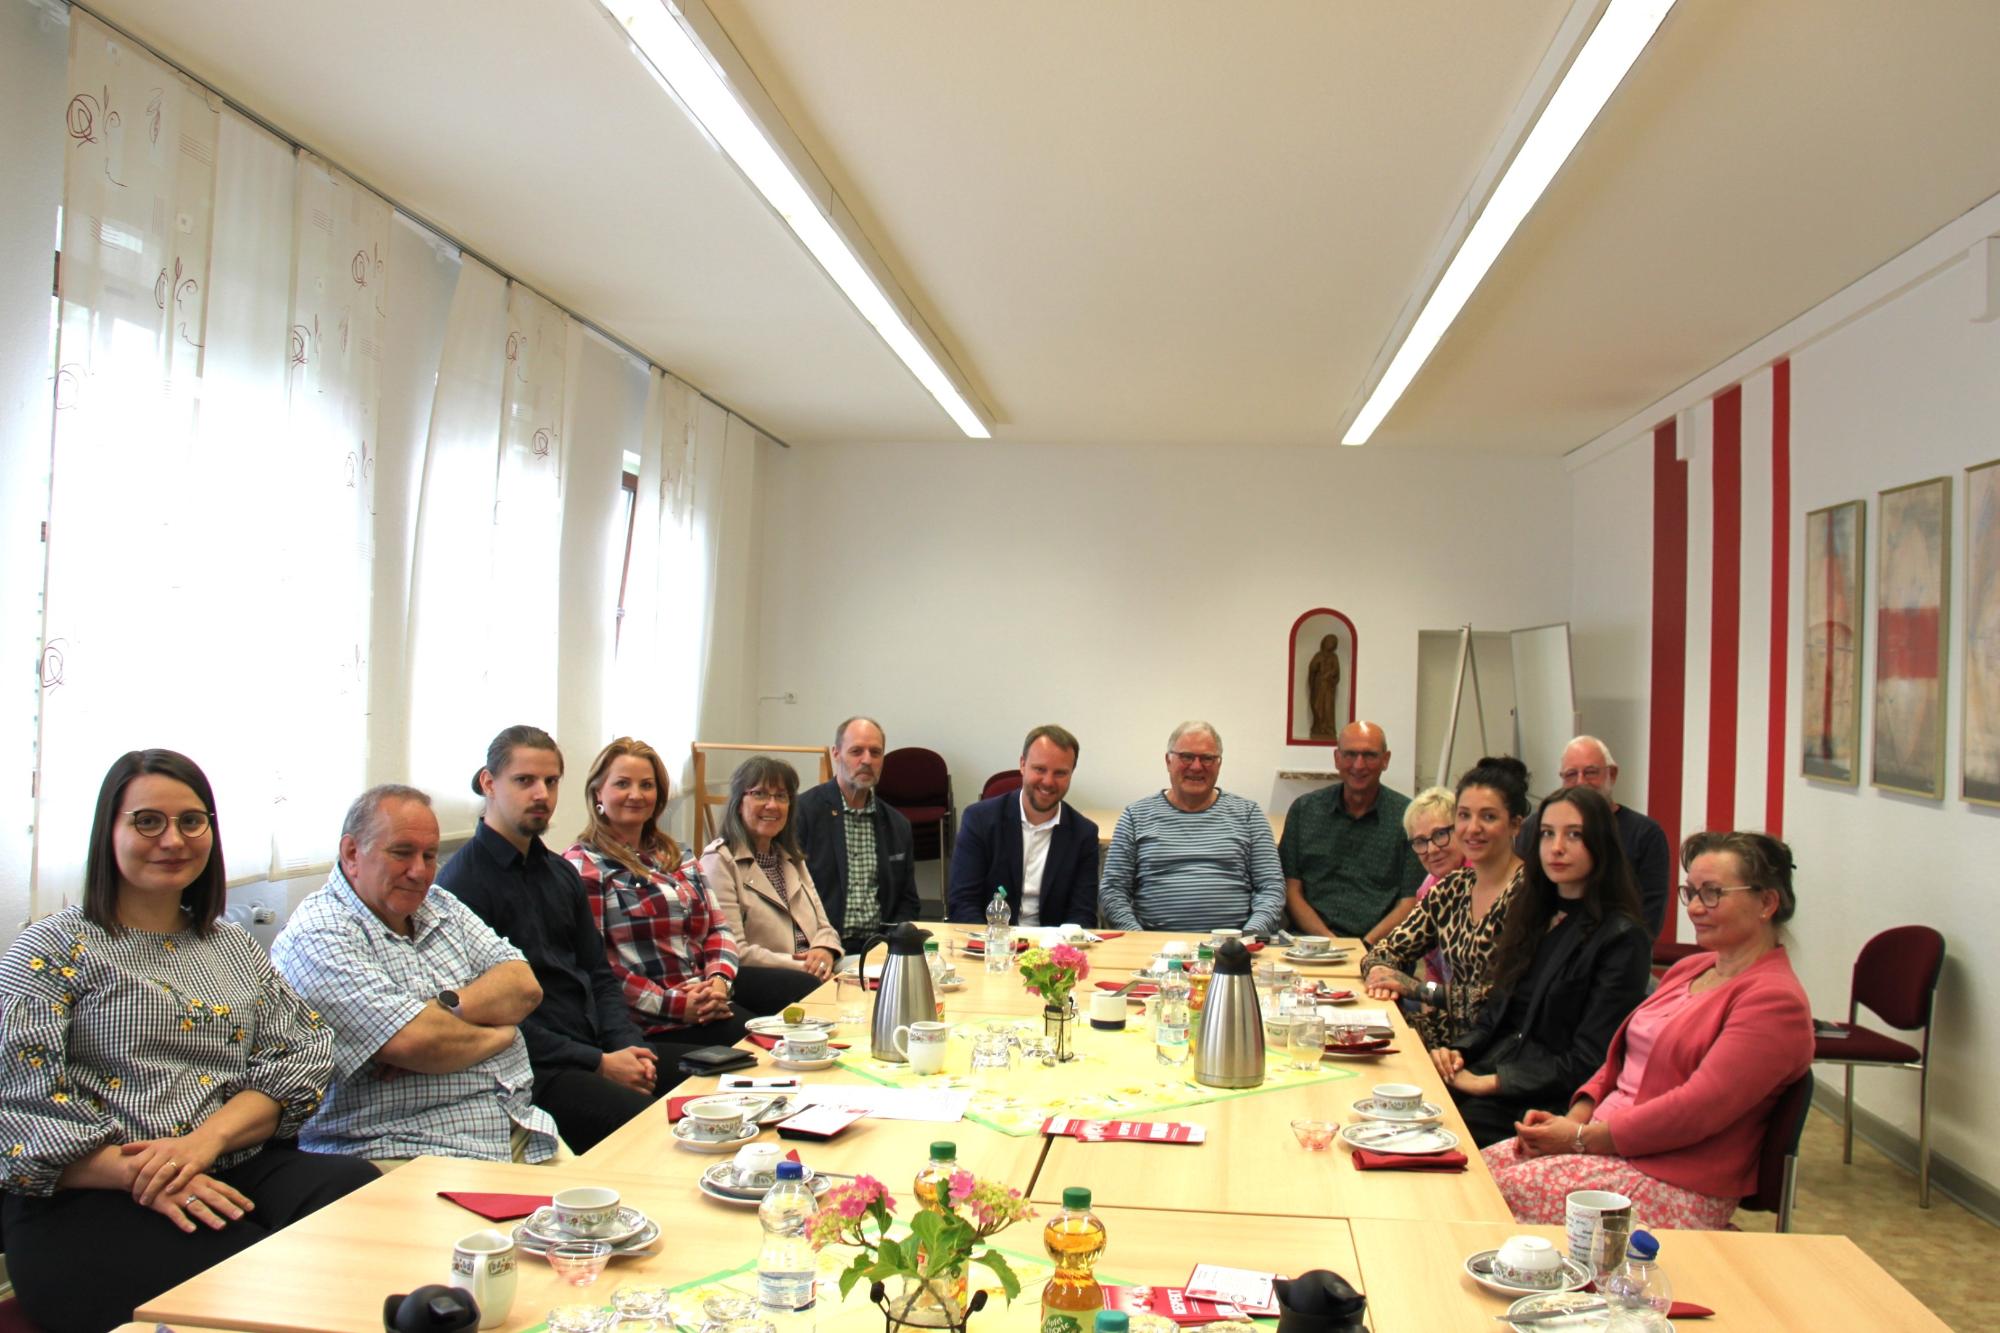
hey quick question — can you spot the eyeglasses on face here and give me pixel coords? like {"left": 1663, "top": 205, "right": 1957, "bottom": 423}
{"left": 1168, "top": 751, "right": 1221, "bottom": 767}
{"left": 1338, "top": 748, "right": 1384, "bottom": 763}
{"left": 1678, "top": 882, "right": 1760, "bottom": 908}
{"left": 127, "top": 809, "right": 214, "bottom": 839}
{"left": 1408, "top": 826, "right": 1452, "bottom": 853}
{"left": 745, "top": 788, "right": 791, "bottom": 804}
{"left": 1559, "top": 766, "right": 1609, "bottom": 784}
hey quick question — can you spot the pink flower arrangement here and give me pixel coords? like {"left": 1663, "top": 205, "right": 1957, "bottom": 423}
{"left": 1018, "top": 943, "right": 1089, "bottom": 1005}
{"left": 805, "top": 1167, "right": 1034, "bottom": 1307}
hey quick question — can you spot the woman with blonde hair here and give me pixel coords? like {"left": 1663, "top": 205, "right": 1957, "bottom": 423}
{"left": 564, "top": 738, "right": 756, "bottom": 1049}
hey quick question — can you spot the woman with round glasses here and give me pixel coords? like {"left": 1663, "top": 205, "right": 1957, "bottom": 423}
{"left": 699, "top": 756, "right": 840, "bottom": 1011}
{"left": 1362, "top": 757, "right": 1530, "bottom": 1048}
{"left": 1481, "top": 829, "right": 1813, "bottom": 1230}
{"left": 0, "top": 750, "right": 376, "bottom": 1333}
{"left": 1433, "top": 786, "right": 1651, "bottom": 1146}
{"left": 1401, "top": 785, "right": 1463, "bottom": 984}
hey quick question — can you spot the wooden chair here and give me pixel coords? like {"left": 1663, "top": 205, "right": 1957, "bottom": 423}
{"left": 688, "top": 742, "right": 832, "bottom": 846}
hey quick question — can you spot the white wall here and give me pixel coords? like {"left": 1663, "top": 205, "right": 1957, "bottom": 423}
{"left": 754, "top": 442, "right": 1571, "bottom": 823}
{"left": 1568, "top": 249, "right": 2000, "bottom": 1194}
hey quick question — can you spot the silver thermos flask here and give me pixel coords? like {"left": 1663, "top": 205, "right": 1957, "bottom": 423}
{"left": 865, "top": 921, "right": 938, "bottom": 1063}
{"left": 1194, "top": 936, "right": 1266, "bottom": 1088}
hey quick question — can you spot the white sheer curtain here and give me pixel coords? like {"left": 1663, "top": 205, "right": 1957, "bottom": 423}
{"left": 270, "top": 153, "right": 391, "bottom": 873}
{"left": 26, "top": 11, "right": 753, "bottom": 913}
{"left": 38, "top": 14, "right": 269, "bottom": 901}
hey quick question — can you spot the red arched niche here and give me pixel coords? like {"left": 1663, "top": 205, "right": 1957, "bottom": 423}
{"left": 1287, "top": 608, "right": 1358, "bottom": 747}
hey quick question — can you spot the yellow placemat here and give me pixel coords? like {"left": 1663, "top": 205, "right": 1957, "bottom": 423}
{"left": 835, "top": 1019, "right": 1356, "bottom": 1136}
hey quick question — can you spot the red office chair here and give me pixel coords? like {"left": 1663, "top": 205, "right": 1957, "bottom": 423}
{"left": 980, "top": 769, "right": 1023, "bottom": 801}
{"left": 1739, "top": 1071, "right": 1815, "bottom": 1232}
{"left": 1812, "top": 925, "right": 1946, "bottom": 1207}
{"left": 879, "top": 746, "right": 955, "bottom": 865}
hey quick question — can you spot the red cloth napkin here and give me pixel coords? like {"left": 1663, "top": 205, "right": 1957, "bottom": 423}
{"left": 1096, "top": 932, "right": 1125, "bottom": 940}
{"left": 1096, "top": 980, "right": 1159, "bottom": 998}
{"left": 1348, "top": 1148, "right": 1468, "bottom": 1172}
{"left": 1323, "top": 1037, "right": 1392, "bottom": 1052}
{"left": 438, "top": 1191, "right": 550, "bottom": 1220}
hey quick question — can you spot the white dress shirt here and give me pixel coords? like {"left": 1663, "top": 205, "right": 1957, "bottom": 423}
{"left": 1018, "top": 792, "right": 1063, "bottom": 926}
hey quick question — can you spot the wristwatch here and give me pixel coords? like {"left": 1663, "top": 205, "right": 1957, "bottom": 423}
{"left": 437, "top": 988, "right": 462, "bottom": 1015}
{"left": 710, "top": 974, "right": 734, "bottom": 999}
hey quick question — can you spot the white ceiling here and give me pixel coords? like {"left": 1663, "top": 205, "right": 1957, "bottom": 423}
{"left": 86, "top": 0, "right": 2000, "bottom": 453}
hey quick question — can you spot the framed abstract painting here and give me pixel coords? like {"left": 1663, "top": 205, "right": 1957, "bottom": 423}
{"left": 1802, "top": 499, "right": 1865, "bottom": 784}
{"left": 1872, "top": 476, "right": 1951, "bottom": 798}
{"left": 1964, "top": 458, "right": 2000, "bottom": 805}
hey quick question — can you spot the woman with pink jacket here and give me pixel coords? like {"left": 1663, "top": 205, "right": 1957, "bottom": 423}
{"left": 1481, "top": 830, "right": 1813, "bottom": 1229}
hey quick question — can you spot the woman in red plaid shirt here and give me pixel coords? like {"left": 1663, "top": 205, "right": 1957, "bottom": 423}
{"left": 564, "top": 737, "right": 756, "bottom": 1046}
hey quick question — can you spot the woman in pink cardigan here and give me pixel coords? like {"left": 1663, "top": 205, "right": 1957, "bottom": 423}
{"left": 1481, "top": 829, "right": 1813, "bottom": 1229}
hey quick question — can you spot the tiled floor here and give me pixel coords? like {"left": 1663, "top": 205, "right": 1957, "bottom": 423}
{"left": 1732, "top": 1107, "right": 1991, "bottom": 1330}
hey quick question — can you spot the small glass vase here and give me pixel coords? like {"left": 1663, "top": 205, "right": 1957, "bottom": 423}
{"left": 872, "top": 1278, "right": 988, "bottom": 1333}
{"left": 1042, "top": 997, "right": 1077, "bottom": 1063}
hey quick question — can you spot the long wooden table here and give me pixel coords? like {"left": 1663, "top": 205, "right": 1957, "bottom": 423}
{"left": 133, "top": 922, "right": 1944, "bottom": 1332}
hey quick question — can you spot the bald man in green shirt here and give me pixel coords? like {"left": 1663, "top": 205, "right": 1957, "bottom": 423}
{"left": 1280, "top": 721, "right": 1425, "bottom": 947}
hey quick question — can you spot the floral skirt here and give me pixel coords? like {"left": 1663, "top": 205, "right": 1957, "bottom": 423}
{"left": 1480, "top": 1140, "right": 1740, "bottom": 1230}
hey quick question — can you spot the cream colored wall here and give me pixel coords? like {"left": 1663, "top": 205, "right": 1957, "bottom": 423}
{"left": 752, "top": 440, "right": 1571, "bottom": 823}
{"left": 1568, "top": 250, "right": 2000, "bottom": 1196}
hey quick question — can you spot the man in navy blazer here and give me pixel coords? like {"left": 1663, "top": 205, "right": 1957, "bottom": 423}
{"left": 947, "top": 725, "right": 1100, "bottom": 928}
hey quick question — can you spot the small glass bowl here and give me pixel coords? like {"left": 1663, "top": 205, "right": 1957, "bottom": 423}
{"left": 1291, "top": 1118, "right": 1338, "bottom": 1151}
{"left": 547, "top": 1239, "right": 615, "bottom": 1285}
{"left": 612, "top": 1285, "right": 674, "bottom": 1317}
{"left": 547, "top": 1306, "right": 615, "bottom": 1333}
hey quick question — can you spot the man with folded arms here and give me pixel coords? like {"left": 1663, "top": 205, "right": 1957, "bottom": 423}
{"left": 796, "top": 716, "right": 920, "bottom": 956}
{"left": 1281, "top": 721, "right": 1425, "bottom": 948}
{"left": 1100, "top": 720, "right": 1285, "bottom": 933}
{"left": 272, "top": 784, "right": 563, "bottom": 1166}
{"left": 438, "top": 725, "right": 670, "bottom": 1155}
{"left": 1514, "top": 734, "right": 1671, "bottom": 937}
{"left": 947, "top": 724, "right": 1099, "bottom": 928}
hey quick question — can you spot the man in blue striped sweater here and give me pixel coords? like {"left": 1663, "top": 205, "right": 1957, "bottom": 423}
{"left": 1099, "top": 721, "right": 1286, "bottom": 933}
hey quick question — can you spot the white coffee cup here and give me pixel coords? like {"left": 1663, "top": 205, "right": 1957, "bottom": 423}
{"left": 1493, "top": 1234, "right": 1564, "bottom": 1288}
{"left": 1565, "top": 1189, "right": 1634, "bottom": 1275}
{"left": 451, "top": 1228, "right": 518, "bottom": 1328}
{"left": 1089, "top": 989, "right": 1127, "bottom": 1028}
{"left": 777, "top": 1026, "right": 830, "bottom": 1062}
{"left": 552, "top": 1186, "right": 622, "bottom": 1236}
{"left": 1371, "top": 1083, "right": 1424, "bottom": 1112}
{"left": 1209, "top": 927, "right": 1243, "bottom": 949}
{"left": 894, "top": 1020, "right": 951, "bottom": 1074}
{"left": 681, "top": 1097, "right": 748, "bottom": 1141}
{"left": 1291, "top": 935, "right": 1331, "bottom": 956}
{"left": 732, "top": 1142, "right": 783, "bottom": 1185}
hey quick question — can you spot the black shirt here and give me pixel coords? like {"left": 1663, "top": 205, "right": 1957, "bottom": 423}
{"left": 437, "top": 821, "right": 648, "bottom": 1074}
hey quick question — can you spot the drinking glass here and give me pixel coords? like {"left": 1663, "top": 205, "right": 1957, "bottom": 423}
{"left": 835, "top": 972, "right": 867, "bottom": 1028}
{"left": 970, "top": 1030, "right": 1019, "bottom": 1084}
{"left": 1287, "top": 1014, "right": 1326, "bottom": 1070}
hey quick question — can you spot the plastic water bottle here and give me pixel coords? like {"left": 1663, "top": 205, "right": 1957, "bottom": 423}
{"left": 1155, "top": 960, "right": 1191, "bottom": 1066}
{"left": 985, "top": 888, "right": 1013, "bottom": 973}
{"left": 757, "top": 1161, "right": 817, "bottom": 1328}
{"left": 1602, "top": 1230, "right": 1672, "bottom": 1315}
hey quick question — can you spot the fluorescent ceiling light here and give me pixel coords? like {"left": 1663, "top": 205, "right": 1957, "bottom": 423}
{"left": 1342, "top": 0, "right": 1677, "bottom": 445}
{"left": 599, "top": 0, "right": 990, "bottom": 439}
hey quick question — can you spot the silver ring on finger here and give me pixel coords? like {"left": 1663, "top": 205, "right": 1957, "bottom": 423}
{"left": 185, "top": 1195, "right": 201, "bottom": 1209}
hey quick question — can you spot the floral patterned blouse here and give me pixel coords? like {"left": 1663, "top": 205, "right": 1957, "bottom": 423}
{"left": 0, "top": 906, "right": 334, "bottom": 1195}
{"left": 1362, "top": 864, "right": 1523, "bottom": 1049}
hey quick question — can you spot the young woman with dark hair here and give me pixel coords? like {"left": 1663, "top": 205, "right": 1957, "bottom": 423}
{"left": 1361, "top": 756, "right": 1530, "bottom": 1048}
{"left": 0, "top": 750, "right": 376, "bottom": 1333}
{"left": 1434, "top": 785, "right": 1652, "bottom": 1146}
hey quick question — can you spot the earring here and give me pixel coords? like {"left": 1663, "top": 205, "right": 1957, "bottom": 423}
{"left": 595, "top": 803, "right": 606, "bottom": 815}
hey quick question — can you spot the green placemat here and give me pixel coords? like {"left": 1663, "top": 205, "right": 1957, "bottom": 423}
{"left": 834, "top": 1022, "right": 1357, "bottom": 1136}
